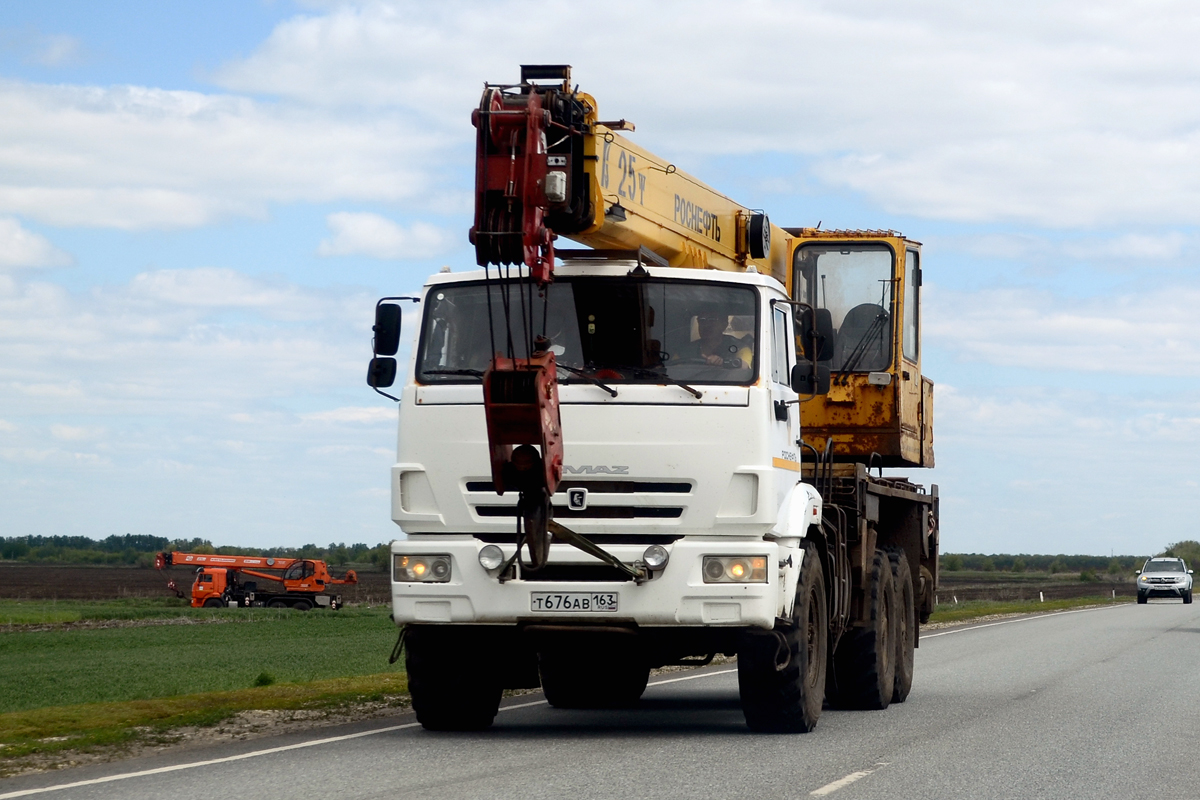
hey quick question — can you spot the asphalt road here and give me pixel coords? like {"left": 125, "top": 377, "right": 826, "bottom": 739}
{"left": 5, "top": 601, "right": 1200, "bottom": 800}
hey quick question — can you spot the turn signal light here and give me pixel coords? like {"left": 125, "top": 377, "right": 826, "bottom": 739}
{"left": 394, "top": 554, "right": 452, "bottom": 583}
{"left": 702, "top": 556, "right": 768, "bottom": 584}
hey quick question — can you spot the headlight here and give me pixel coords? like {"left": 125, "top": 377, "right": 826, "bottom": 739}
{"left": 643, "top": 545, "right": 669, "bottom": 570}
{"left": 478, "top": 545, "right": 504, "bottom": 571}
{"left": 394, "top": 554, "right": 451, "bottom": 583}
{"left": 702, "top": 556, "right": 768, "bottom": 583}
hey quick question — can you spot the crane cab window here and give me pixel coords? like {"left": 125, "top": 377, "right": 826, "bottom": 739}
{"left": 903, "top": 249, "right": 919, "bottom": 362}
{"left": 283, "top": 561, "right": 315, "bottom": 581}
{"left": 792, "top": 245, "right": 894, "bottom": 373}
{"left": 198, "top": 573, "right": 213, "bottom": 583}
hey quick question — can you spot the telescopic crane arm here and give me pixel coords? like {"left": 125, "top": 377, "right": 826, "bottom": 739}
{"left": 470, "top": 64, "right": 792, "bottom": 286}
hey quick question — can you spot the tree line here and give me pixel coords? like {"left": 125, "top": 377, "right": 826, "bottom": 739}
{"left": 940, "top": 541, "right": 1200, "bottom": 574}
{"left": 0, "top": 534, "right": 391, "bottom": 569}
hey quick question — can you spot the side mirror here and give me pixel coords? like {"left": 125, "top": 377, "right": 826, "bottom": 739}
{"left": 791, "top": 362, "right": 830, "bottom": 395}
{"left": 373, "top": 303, "right": 402, "bottom": 356}
{"left": 797, "top": 307, "right": 836, "bottom": 361}
{"left": 367, "top": 357, "right": 398, "bottom": 389}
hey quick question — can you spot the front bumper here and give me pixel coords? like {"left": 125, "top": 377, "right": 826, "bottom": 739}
{"left": 391, "top": 537, "right": 782, "bottom": 630}
{"left": 1139, "top": 583, "right": 1190, "bottom": 597}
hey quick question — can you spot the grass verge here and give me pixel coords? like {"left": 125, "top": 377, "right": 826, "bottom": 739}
{"left": 0, "top": 672, "right": 408, "bottom": 767}
{"left": 927, "top": 594, "right": 1131, "bottom": 624}
{"left": 2, "top": 603, "right": 401, "bottom": 714}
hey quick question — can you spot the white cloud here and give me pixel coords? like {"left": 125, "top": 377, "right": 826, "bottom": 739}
{"left": 301, "top": 406, "right": 396, "bottom": 423}
{"left": 926, "top": 283, "right": 1200, "bottom": 375}
{"left": 0, "top": 80, "right": 444, "bottom": 229}
{"left": 212, "top": 0, "right": 1200, "bottom": 228}
{"left": 318, "top": 212, "right": 452, "bottom": 259}
{"left": 0, "top": 217, "right": 72, "bottom": 268}
{"left": 49, "top": 424, "right": 104, "bottom": 441}
{"left": 30, "top": 34, "right": 81, "bottom": 67}
{"left": 0, "top": 419, "right": 16, "bottom": 432}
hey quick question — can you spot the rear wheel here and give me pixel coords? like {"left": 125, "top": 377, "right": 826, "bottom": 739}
{"left": 267, "top": 599, "right": 288, "bottom": 609}
{"left": 830, "top": 548, "right": 897, "bottom": 710}
{"left": 292, "top": 599, "right": 313, "bottom": 611}
{"left": 887, "top": 549, "right": 916, "bottom": 704}
{"left": 738, "top": 541, "right": 827, "bottom": 733}
{"left": 539, "top": 646, "right": 649, "bottom": 709}
{"left": 407, "top": 626, "right": 502, "bottom": 731}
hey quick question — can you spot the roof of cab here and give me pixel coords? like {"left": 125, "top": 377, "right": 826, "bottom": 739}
{"left": 422, "top": 261, "right": 787, "bottom": 293}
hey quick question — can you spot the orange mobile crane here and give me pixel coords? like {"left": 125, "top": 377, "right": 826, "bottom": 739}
{"left": 155, "top": 552, "right": 358, "bottom": 610}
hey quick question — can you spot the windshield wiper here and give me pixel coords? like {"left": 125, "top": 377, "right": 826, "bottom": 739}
{"left": 423, "top": 368, "right": 484, "bottom": 377}
{"left": 425, "top": 366, "right": 619, "bottom": 398}
{"left": 604, "top": 364, "right": 703, "bottom": 399}
{"left": 556, "top": 364, "right": 618, "bottom": 397}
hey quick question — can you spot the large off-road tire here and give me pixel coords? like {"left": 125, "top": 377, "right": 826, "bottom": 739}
{"left": 406, "top": 626, "right": 503, "bottom": 731}
{"left": 887, "top": 549, "right": 916, "bottom": 704}
{"left": 1137, "top": 592, "right": 1148, "bottom": 604}
{"left": 738, "top": 541, "right": 828, "bottom": 733}
{"left": 539, "top": 646, "right": 650, "bottom": 709}
{"left": 830, "top": 548, "right": 897, "bottom": 710}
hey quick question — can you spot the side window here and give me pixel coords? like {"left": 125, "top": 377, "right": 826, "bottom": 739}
{"left": 903, "top": 249, "right": 920, "bottom": 362}
{"left": 771, "top": 305, "right": 791, "bottom": 384}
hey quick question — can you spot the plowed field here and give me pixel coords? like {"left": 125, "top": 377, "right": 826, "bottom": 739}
{"left": 0, "top": 564, "right": 392, "bottom": 605}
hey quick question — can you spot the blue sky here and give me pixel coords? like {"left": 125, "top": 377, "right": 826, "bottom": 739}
{"left": 2, "top": 0, "right": 1199, "bottom": 555}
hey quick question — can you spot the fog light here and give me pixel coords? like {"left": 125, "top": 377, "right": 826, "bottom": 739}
{"left": 643, "top": 545, "right": 669, "bottom": 570}
{"left": 702, "top": 556, "right": 769, "bottom": 584}
{"left": 703, "top": 558, "right": 726, "bottom": 582}
{"left": 478, "top": 545, "right": 504, "bottom": 571}
{"left": 394, "top": 554, "right": 452, "bottom": 583}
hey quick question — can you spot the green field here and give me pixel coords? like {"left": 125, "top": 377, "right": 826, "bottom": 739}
{"left": 926, "top": 594, "right": 1129, "bottom": 624}
{"left": 1, "top": 600, "right": 402, "bottom": 714}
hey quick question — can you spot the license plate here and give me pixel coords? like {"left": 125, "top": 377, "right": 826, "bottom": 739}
{"left": 530, "top": 592, "right": 619, "bottom": 612}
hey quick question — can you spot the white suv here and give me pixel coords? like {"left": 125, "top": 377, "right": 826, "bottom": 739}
{"left": 1137, "top": 558, "right": 1193, "bottom": 604}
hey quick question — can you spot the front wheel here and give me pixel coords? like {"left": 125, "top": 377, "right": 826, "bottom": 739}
{"left": 738, "top": 541, "right": 828, "bottom": 733}
{"left": 1137, "top": 592, "right": 1148, "bottom": 604}
{"left": 407, "top": 626, "right": 502, "bottom": 731}
{"left": 1184, "top": 591, "right": 1193, "bottom": 605}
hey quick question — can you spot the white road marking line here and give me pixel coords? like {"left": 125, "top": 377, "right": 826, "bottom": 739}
{"left": 1, "top": 667, "right": 739, "bottom": 798}
{"left": 810, "top": 762, "right": 889, "bottom": 796}
{"left": 922, "top": 604, "right": 1118, "bottom": 639}
{"left": 0, "top": 722, "right": 421, "bottom": 799}
{"left": 648, "top": 667, "right": 737, "bottom": 686}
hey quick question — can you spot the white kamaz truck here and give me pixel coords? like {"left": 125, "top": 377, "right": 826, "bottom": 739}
{"left": 368, "top": 67, "right": 938, "bottom": 733}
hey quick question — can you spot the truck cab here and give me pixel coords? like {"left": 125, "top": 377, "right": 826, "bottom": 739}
{"left": 381, "top": 255, "right": 837, "bottom": 729}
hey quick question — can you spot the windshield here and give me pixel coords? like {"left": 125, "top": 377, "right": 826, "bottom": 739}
{"left": 793, "top": 244, "right": 894, "bottom": 372}
{"left": 1143, "top": 560, "right": 1185, "bottom": 573}
{"left": 417, "top": 278, "right": 758, "bottom": 386}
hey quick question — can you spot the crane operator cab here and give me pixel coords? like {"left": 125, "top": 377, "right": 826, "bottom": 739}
{"left": 787, "top": 230, "right": 933, "bottom": 468}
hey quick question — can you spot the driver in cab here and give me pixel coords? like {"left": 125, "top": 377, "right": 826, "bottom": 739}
{"left": 691, "top": 310, "right": 753, "bottom": 369}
